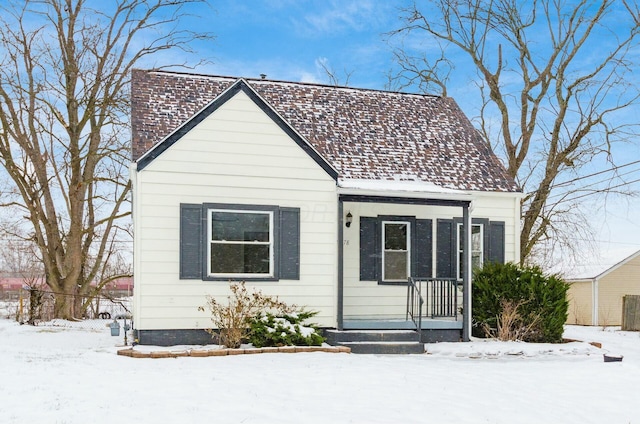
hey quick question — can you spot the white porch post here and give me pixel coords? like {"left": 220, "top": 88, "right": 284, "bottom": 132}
{"left": 462, "top": 204, "right": 472, "bottom": 341}
{"left": 337, "top": 198, "right": 344, "bottom": 330}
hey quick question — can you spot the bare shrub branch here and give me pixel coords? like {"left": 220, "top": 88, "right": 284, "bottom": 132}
{"left": 198, "top": 282, "right": 297, "bottom": 349}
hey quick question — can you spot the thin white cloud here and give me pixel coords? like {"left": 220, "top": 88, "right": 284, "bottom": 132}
{"left": 292, "top": 0, "right": 395, "bottom": 38}
{"left": 196, "top": 55, "right": 323, "bottom": 85}
{"left": 297, "top": 71, "right": 322, "bottom": 84}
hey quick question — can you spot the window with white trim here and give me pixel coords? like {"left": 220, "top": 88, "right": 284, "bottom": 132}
{"left": 457, "top": 223, "right": 483, "bottom": 280}
{"left": 208, "top": 209, "right": 274, "bottom": 277}
{"left": 382, "top": 221, "right": 410, "bottom": 282}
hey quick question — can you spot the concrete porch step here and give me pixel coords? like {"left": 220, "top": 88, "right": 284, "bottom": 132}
{"left": 339, "top": 341, "right": 425, "bottom": 355}
{"left": 324, "top": 329, "right": 424, "bottom": 354}
{"left": 325, "top": 329, "right": 420, "bottom": 343}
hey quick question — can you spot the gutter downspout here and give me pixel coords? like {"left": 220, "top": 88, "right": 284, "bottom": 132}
{"left": 129, "top": 164, "right": 140, "bottom": 342}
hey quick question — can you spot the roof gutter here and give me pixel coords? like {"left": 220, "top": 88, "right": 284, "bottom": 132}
{"left": 336, "top": 186, "right": 474, "bottom": 203}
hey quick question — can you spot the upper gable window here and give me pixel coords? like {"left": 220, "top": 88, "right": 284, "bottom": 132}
{"left": 208, "top": 209, "right": 274, "bottom": 277}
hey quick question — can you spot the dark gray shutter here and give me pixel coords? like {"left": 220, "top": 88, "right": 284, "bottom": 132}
{"left": 180, "top": 204, "right": 203, "bottom": 279}
{"left": 488, "top": 221, "right": 505, "bottom": 264}
{"left": 413, "top": 219, "right": 432, "bottom": 279}
{"left": 436, "top": 219, "right": 454, "bottom": 278}
{"left": 279, "top": 207, "right": 300, "bottom": 280}
{"left": 359, "top": 217, "right": 378, "bottom": 281}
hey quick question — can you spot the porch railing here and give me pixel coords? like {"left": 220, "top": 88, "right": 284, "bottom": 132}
{"left": 406, "top": 278, "right": 461, "bottom": 329}
{"left": 406, "top": 277, "right": 424, "bottom": 333}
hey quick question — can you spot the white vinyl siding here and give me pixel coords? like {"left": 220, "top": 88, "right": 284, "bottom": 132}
{"left": 342, "top": 197, "right": 519, "bottom": 321}
{"left": 133, "top": 90, "right": 337, "bottom": 330}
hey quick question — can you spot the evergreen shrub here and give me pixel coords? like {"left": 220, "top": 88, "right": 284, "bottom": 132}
{"left": 472, "top": 262, "right": 569, "bottom": 343}
{"left": 249, "top": 310, "right": 325, "bottom": 348}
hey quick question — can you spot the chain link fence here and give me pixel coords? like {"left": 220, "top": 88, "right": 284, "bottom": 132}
{"left": 1, "top": 287, "right": 132, "bottom": 332}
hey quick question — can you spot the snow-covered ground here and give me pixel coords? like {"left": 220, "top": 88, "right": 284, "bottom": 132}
{"left": 1, "top": 319, "right": 639, "bottom": 424}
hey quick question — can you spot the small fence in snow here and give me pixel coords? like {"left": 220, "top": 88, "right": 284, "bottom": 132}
{"left": 2, "top": 287, "right": 131, "bottom": 330}
{"left": 622, "top": 295, "right": 640, "bottom": 331}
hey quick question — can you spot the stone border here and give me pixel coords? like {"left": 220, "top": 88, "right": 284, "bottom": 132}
{"left": 117, "top": 345, "right": 350, "bottom": 358}
{"left": 563, "top": 338, "right": 602, "bottom": 349}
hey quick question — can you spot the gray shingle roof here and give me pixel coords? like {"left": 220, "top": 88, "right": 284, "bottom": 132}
{"left": 131, "top": 69, "right": 519, "bottom": 192}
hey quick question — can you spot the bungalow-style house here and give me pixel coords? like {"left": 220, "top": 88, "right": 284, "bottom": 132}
{"left": 130, "top": 70, "right": 521, "bottom": 351}
{"left": 566, "top": 249, "right": 640, "bottom": 326}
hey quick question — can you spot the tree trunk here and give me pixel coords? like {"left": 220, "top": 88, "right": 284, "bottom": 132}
{"left": 0, "top": 0, "right": 213, "bottom": 319}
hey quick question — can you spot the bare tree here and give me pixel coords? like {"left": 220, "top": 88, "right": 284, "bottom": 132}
{"left": 0, "top": 226, "right": 43, "bottom": 280}
{"left": 0, "top": 0, "right": 214, "bottom": 319}
{"left": 390, "top": 0, "right": 640, "bottom": 263}
{"left": 317, "top": 57, "right": 354, "bottom": 86}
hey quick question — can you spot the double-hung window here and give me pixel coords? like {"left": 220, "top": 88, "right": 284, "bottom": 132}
{"left": 382, "top": 221, "right": 411, "bottom": 282}
{"left": 208, "top": 209, "right": 274, "bottom": 278}
{"left": 359, "top": 215, "right": 432, "bottom": 284}
{"left": 180, "top": 203, "right": 299, "bottom": 281}
{"left": 456, "top": 223, "right": 483, "bottom": 280}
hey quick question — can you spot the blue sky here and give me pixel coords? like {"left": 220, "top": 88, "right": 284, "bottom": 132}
{"left": 148, "top": 0, "right": 640, "bottom": 270}
{"left": 188, "top": 0, "right": 399, "bottom": 88}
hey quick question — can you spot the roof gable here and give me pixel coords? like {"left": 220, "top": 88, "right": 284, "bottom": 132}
{"left": 131, "top": 70, "right": 520, "bottom": 192}
{"left": 135, "top": 78, "right": 338, "bottom": 178}
{"left": 564, "top": 249, "right": 640, "bottom": 280}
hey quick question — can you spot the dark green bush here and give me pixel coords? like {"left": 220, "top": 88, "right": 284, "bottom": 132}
{"left": 248, "top": 310, "right": 325, "bottom": 348}
{"left": 472, "top": 262, "right": 569, "bottom": 343}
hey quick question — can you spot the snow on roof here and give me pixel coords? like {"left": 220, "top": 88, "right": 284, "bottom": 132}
{"left": 131, "top": 70, "right": 520, "bottom": 193}
{"left": 560, "top": 248, "right": 640, "bottom": 280}
{"left": 338, "top": 177, "right": 466, "bottom": 195}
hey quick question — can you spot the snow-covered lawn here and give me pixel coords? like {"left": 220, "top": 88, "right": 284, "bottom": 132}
{"left": 1, "top": 319, "right": 639, "bottom": 424}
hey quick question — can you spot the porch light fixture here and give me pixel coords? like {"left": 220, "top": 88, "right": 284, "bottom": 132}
{"left": 345, "top": 212, "right": 353, "bottom": 228}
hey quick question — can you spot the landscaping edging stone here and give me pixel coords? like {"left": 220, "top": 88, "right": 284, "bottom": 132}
{"left": 117, "top": 345, "right": 350, "bottom": 358}
{"left": 563, "top": 338, "right": 602, "bottom": 349}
